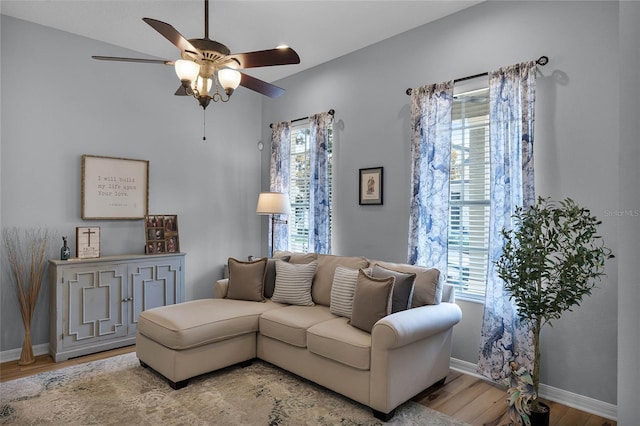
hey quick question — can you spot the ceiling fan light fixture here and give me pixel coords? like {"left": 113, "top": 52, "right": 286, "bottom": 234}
{"left": 175, "top": 59, "right": 200, "bottom": 84}
{"left": 218, "top": 68, "right": 242, "bottom": 95}
{"left": 193, "top": 76, "right": 213, "bottom": 96}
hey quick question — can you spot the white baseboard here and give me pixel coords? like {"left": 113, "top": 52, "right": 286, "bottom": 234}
{"left": 0, "top": 343, "right": 50, "bottom": 364}
{"left": 450, "top": 358, "right": 618, "bottom": 422}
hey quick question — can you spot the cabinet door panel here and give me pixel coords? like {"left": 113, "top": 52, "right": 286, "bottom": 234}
{"left": 129, "top": 258, "right": 183, "bottom": 332}
{"left": 62, "top": 265, "right": 127, "bottom": 348}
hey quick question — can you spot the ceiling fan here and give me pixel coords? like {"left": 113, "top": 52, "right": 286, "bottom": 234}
{"left": 92, "top": 0, "right": 300, "bottom": 110}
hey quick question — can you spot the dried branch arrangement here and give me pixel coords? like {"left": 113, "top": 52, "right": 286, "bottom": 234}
{"left": 2, "top": 227, "right": 54, "bottom": 365}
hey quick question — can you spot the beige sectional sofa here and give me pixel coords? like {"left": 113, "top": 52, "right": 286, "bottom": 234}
{"left": 136, "top": 252, "right": 462, "bottom": 421}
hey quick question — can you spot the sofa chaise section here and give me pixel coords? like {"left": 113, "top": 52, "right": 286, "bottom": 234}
{"left": 136, "top": 298, "right": 283, "bottom": 388}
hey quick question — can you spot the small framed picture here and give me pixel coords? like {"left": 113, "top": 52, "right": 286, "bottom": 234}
{"left": 359, "top": 167, "right": 383, "bottom": 205}
{"left": 76, "top": 226, "right": 101, "bottom": 259}
{"left": 145, "top": 215, "right": 179, "bottom": 254}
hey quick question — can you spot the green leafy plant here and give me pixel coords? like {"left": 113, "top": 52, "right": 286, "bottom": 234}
{"left": 496, "top": 197, "right": 614, "bottom": 415}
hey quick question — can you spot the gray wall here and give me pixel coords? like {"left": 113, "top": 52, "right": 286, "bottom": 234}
{"left": 617, "top": 2, "right": 640, "bottom": 425}
{"left": 261, "top": 1, "right": 622, "bottom": 406}
{"left": 1, "top": 15, "right": 264, "bottom": 352}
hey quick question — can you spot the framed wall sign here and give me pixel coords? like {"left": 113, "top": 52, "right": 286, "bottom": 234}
{"left": 81, "top": 155, "right": 149, "bottom": 220}
{"left": 145, "top": 215, "right": 180, "bottom": 254}
{"left": 359, "top": 167, "right": 383, "bottom": 205}
{"left": 76, "top": 226, "right": 100, "bottom": 259}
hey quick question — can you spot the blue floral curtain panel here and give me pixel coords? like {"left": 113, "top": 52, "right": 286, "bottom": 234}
{"left": 308, "top": 112, "right": 333, "bottom": 254}
{"left": 407, "top": 81, "right": 454, "bottom": 271}
{"left": 477, "top": 61, "right": 537, "bottom": 382}
{"left": 270, "top": 121, "right": 291, "bottom": 254}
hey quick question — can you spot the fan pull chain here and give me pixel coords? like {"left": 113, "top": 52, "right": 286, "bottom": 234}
{"left": 203, "top": 109, "right": 207, "bottom": 141}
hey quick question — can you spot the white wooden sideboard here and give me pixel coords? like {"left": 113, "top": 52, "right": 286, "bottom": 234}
{"left": 48, "top": 253, "right": 185, "bottom": 362}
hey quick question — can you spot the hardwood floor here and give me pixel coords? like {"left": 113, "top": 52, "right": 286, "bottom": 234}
{"left": 0, "top": 346, "right": 615, "bottom": 426}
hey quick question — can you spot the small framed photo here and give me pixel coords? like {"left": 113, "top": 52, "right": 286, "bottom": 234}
{"left": 76, "top": 226, "right": 100, "bottom": 259}
{"left": 359, "top": 167, "right": 383, "bottom": 205}
{"left": 145, "top": 215, "right": 179, "bottom": 254}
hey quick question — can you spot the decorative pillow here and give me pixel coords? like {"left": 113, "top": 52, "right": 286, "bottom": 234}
{"left": 249, "top": 255, "right": 292, "bottom": 298}
{"left": 329, "top": 266, "right": 371, "bottom": 318}
{"left": 226, "top": 257, "right": 267, "bottom": 302}
{"left": 264, "top": 256, "right": 291, "bottom": 298}
{"left": 370, "top": 260, "right": 442, "bottom": 306}
{"left": 350, "top": 269, "right": 395, "bottom": 333}
{"left": 371, "top": 265, "right": 416, "bottom": 313}
{"left": 271, "top": 260, "right": 318, "bottom": 306}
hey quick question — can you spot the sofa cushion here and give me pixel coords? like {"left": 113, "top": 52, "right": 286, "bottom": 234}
{"left": 370, "top": 260, "right": 442, "bottom": 306}
{"left": 329, "top": 266, "right": 371, "bottom": 318}
{"left": 350, "top": 270, "right": 394, "bottom": 333}
{"left": 271, "top": 260, "right": 318, "bottom": 306}
{"left": 307, "top": 317, "right": 372, "bottom": 370}
{"left": 226, "top": 257, "right": 267, "bottom": 302}
{"left": 249, "top": 255, "right": 291, "bottom": 298}
{"left": 137, "top": 299, "right": 282, "bottom": 350}
{"left": 371, "top": 265, "right": 416, "bottom": 313}
{"left": 259, "top": 305, "right": 337, "bottom": 347}
{"left": 313, "top": 254, "right": 370, "bottom": 306}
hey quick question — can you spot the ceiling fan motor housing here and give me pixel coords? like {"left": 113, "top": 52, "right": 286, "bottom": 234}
{"left": 185, "top": 38, "right": 238, "bottom": 78}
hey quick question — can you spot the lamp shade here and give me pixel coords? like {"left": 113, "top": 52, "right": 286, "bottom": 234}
{"left": 256, "top": 192, "right": 290, "bottom": 215}
{"left": 175, "top": 59, "right": 200, "bottom": 82}
{"left": 218, "top": 68, "right": 242, "bottom": 91}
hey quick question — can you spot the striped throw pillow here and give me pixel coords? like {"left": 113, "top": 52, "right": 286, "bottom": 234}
{"left": 330, "top": 266, "right": 372, "bottom": 318}
{"left": 272, "top": 260, "right": 318, "bottom": 306}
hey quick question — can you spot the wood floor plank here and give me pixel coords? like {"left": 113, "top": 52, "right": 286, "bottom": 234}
{"left": 0, "top": 347, "right": 616, "bottom": 426}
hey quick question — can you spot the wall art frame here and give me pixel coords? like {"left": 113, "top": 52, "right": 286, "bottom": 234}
{"left": 359, "top": 167, "right": 384, "bottom": 205}
{"left": 145, "top": 215, "right": 180, "bottom": 254}
{"left": 81, "top": 154, "right": 149, "bottom": 220}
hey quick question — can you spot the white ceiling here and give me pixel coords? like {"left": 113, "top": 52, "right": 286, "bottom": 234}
{"left": 1, "top": 1, "right": 482, "bottom": 83}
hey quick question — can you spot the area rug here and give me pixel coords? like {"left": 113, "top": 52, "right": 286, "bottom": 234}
{"left": 0, "top": 352, "right": 470, "bottom": 425}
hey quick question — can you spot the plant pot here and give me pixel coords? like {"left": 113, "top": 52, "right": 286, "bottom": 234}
{"left": 530, "top": 401, "right": 550, "bottom": 426}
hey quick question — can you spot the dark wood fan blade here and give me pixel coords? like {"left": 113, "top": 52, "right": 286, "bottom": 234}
{"left": 229, "top": 48, "right": 300, "bottom": 69}
{"left": 142, "top": 18, "right": 202, "bottom": 59}
{"left": 92, "top": 56, "right": 174, "bottom": 65}
{"left": 239, "top": 72, "right": 285, "bottom": 98}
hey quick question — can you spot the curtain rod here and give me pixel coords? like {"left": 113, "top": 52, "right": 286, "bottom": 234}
{"left": 405, "top": 56, "right": 549, "bottom": 96}
{"left": 269, "top": 109, "right": 335, "bottom": 128}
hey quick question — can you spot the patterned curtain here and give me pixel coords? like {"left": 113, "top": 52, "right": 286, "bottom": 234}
{"left": 477, "top": 61, "right": 537, "bottom": 382}
{"left": 308, "top": 112, "right": 333, "bottom": 254}
{"left": 407, "top": 81, "right": 454, "bottom": 272}
{"left": 269, "top": 121, "right": 291, "bottom": 254}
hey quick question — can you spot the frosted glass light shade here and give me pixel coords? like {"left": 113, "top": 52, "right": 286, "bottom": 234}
{"left": 218, "top": 68, "right": 242, "bottom": 91}
{"left": 256, "top": 192, "right": 290, "bottom": 215}
{"left": 192, "top": 76, "right": 212, "bottom": 95}
{"left": 175, "top": 59, "right": 200, "bottom": 82}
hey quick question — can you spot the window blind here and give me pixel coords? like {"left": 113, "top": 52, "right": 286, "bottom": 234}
{"left": 447, "top": 88, "right": 490, "bottom": 298}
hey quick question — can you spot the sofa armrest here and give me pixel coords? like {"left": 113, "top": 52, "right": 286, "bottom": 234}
{"left": 372, "top": 302, "right": 462, "bottom": 350}
{"left": 214, "top": 278, "right": 229, "bottom": 298}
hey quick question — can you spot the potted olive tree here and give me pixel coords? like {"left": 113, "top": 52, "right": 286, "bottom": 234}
{"left": 496, "top": 197, "right": 614, "bottom": 426}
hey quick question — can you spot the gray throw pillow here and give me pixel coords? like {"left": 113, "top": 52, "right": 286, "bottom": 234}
{"left": 371, "top": 264, "right": 416, "bottom": 313}
{"left": 272, "top": 260, "right": 318, "bottom": 306}
{"left": 226, "top": 257, "right": 267, "bottom": 302}
{"left": 350, "top": 269, "right": 395, "bottom": 333}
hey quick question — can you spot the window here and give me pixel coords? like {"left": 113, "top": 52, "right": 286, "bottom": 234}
{"left": 287, "top": 121, "right": 333, "bottom": 252}
{"left": 447, "top": 87, "right": 490, "bottom": 299}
